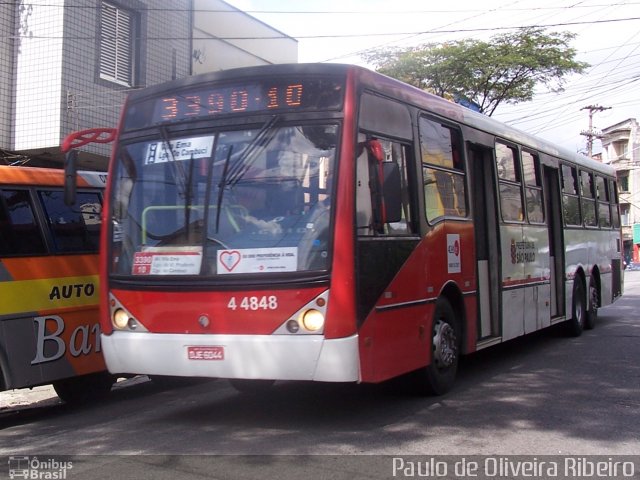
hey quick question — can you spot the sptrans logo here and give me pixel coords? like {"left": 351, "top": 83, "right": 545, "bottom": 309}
{"left": 447, "top": 234, "right": 461, "bottom": 274}
{"left": 8, "top": 457, "right": 72, "bottom": 479}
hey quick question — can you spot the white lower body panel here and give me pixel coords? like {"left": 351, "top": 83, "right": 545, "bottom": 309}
{"left": 101, "top": 332, "right": 360, "bottom": 382}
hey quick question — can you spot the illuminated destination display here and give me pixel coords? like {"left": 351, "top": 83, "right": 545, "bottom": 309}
{"left": 123, "top": 77, "right": 344, "bottom": 130}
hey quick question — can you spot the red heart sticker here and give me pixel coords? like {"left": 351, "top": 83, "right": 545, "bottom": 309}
{"left": 220, "top": 250, "right": 241, "bottom": 272}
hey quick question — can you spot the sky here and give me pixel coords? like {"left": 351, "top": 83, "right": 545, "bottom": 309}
{"left": 224, "top": 0, "right": 640, "bottom": 155}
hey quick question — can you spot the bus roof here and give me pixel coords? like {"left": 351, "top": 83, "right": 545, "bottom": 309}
{"left": 125, "top": 63, "right": 615, "bottom": 177}
{"left": 0, "top": 165, "right": 105, "bottom": 188}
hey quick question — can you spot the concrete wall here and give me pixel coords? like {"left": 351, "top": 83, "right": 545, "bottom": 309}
{"left": 192, "top": 0, "right": 297, "bottom": 75}
{"left": 13, "top": 0, "right": 65, "bottom": 151}
{"left": 2, "top": 0, "right": 294, "bottom": 167}
{"left": 0, "top": 2, "right": 15, "bottom": 149}
{"left": 60, "top": 0, "right": 192, "bottom": 161}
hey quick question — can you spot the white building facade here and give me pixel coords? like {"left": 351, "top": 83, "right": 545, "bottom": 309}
{"left": 192, "top": 0, "right": 297, "bottom": 74}
{"left": 600, "top": 118, "right": 640, "bottom": 263}
{"left": 1, "top": 0, "right": 297, "bottom": 170}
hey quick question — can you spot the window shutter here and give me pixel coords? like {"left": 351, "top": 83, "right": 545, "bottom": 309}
{"left": 100, "top": 2, "right": 133, "bottom": 86}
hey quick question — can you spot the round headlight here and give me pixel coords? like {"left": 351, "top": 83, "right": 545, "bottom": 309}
{"left": 301, "top": 309, "right": 325, "bottom": 332}
{"left": 286, "top": 319, "right": 300, "bottom": 333}
{"left": 113, "top": 308, "right": 130, "bottom": 329}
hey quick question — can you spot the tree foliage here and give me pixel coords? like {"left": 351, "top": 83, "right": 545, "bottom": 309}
{"left": 363, "top": 28, "right": 588, "bottom": 116}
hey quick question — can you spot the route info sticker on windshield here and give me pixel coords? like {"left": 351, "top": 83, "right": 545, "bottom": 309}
{"left": 144, "top": 136, "right": 214, "bottom": 165}
{"left": 132, "top": 246, "right": 203, "bottom": 275}
{"left": 217, "top": 248, "right": 297, "bottom": 274}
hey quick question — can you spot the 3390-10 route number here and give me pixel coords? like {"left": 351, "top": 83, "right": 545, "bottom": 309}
{"left": 227, "top": 296, "right": 278, "bottom": 311}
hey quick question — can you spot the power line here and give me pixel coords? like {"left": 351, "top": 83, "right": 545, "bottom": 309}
{"left": 4, "top": 16, "right": 640, "bottom": 41}
{"left": 3, "top": 2, "right": 640, "bottom": 13}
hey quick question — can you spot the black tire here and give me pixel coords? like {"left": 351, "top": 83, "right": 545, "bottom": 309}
{"left": 404, "top": 298, "right": 460, "bottom": 396}
{"left": 229, "top": 379, "right": 275, "bottom": 395}
{"left": 567, "top": 278, "right": 586, "bottom": 337}
{"left": 585, "top": 276, "right": 598, "bottom": 330}
{"left": 424, "top": 298, "right": 460, "bottom": 395}
{"left": 150, "top": 375, "right": 204, "bottom": 389}
{"left": 53, "top": 372, "right": 114, "bottom": 404}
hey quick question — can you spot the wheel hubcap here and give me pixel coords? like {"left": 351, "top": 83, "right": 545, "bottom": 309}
{"left": 590, "top": 286, "right": 598, "bottom": 314}
{"left": 433, "top": 320, "right": 457, "bottom": 369}
{"left": 576, "top": 296, "right": 584, "bottom": 326}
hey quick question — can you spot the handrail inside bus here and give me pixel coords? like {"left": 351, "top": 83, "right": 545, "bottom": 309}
{"left": 141, "top": 204, "right": 245, "bottom": 244}
{"left": 62, "top": 128, "right": 116, "bottom": 206}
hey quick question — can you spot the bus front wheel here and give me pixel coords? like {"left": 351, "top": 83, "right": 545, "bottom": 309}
{"left": 53, "top": 372, "right": 114, "bottom": 404}
{"left": 424, "top": 298, "right": 460, "bottom": 395}
{"left": 406, "top": 298, "right": 460, "bottom": 396}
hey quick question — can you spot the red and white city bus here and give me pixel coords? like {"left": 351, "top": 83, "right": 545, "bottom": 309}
{"left": 86, "top": 63, "right": 623, "bottom": 394}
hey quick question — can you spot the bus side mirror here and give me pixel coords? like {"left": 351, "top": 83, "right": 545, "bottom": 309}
{"left": 382, "top": 162, "right": 402, "bottom": 223}
{"left": 64, "top": 149, "right": 78, "bottom": 206}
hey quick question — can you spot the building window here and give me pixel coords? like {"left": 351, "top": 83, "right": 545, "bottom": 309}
{"left": 618, "top": 171, "right": 629, "bottom": 193}
{"left": 620, "top": 204, "right": 630, "bottom": 226}
{"left": 100, "top": 1, "right": 136, "bottom": 86}
{"left": 614, "top": 140, "right": 629, "bottom": 160}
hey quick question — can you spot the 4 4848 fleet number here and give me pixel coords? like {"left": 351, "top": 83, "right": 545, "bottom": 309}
{"left": 227, "top": 295, "right": 278, "bottom": 311}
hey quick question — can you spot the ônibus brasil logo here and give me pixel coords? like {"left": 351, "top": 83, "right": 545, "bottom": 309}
{"left": 8, "top": 456, "right": 72, "bottom": 479}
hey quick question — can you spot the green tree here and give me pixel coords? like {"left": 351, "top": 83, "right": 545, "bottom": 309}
{"left": 363, "top": 28, "right": 588, "bottom": 116}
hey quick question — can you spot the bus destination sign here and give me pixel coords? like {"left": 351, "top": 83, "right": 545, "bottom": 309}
{"left": 123, "top": 77, "right": 344, "bottom": 130}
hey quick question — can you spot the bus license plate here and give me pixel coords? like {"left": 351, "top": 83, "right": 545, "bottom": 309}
{"left": 187, "top": 346, "right": 224, "bottom": 361}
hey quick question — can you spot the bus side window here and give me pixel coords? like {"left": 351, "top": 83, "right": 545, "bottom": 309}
{"left": 580, "top": 170, "right": 597, "bottom": 227}
{"left": 596, "top": 175, "right": 611, "bottom": 228}
{"left": 356, "top": 134, "right": 415, "bottom": 236}
{"left": 0, "top": 188, "right": 47, "bottom": 256}
{"left": 38, "top": 190, "right": 102, "bottom": 253}
{"left": 419, "top": 116, "right": 467, "bottom": 223}
{"left": 495, "top": 142, "right": 524, "bottom": 222}
{"left": 610, "top": 179, "right": 621, "bottom": 229}
{"left": 522, "top": 151, "right": 544, "bottom": 224}
{"left": 561, "top": 164, "right": 581, "bottom": 226}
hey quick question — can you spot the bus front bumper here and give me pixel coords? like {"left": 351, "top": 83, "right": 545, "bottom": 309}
{"left": 101, "top": 332, "right": 360, "bottom": 382}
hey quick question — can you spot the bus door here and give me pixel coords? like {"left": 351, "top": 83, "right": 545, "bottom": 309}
{"left": 469, "top": 145, "right": 501, "bottom": 341}
{"left": 543, "top": 165, "right": 565, "bottom": 318}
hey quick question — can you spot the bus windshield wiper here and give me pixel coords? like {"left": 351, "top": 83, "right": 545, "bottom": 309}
{"left": 214, "top": 145, "right": 233, "bottom": 233}
{"left": 225, "top": 115, "right": 279, "bottom": 187}
{"left": 158, "top": 126, "right": 195, "bottom": 233}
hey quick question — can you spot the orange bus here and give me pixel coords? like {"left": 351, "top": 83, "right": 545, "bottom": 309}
{"left": 0, "top": 165, "right": 112, "bottom": 403}
{"left": 71, "top": 63, "right": 623, "bottom": 395}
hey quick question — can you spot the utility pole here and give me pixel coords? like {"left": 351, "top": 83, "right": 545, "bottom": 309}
{"left": 580, "top": 105, "right": 611, "bottom": 157}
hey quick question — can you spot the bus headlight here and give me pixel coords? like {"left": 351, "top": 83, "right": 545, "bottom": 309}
{"left": 301, "top": 309, "right": 324, "bottom": 332}
{"left": 273, "top": 290, "right": 329, "bottom": 335}
{"left": 109, "top": 293, "right": 148, "bottom": 332}
{"left": 113, "top": 308, "right": 131, "bottom": 330}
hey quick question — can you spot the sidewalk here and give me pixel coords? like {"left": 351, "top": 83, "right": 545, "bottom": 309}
{"left": 0, "top": 376, "right": 149, "bottom": 412}
{"left": 0, "top": 385, "right": 59, "bottom": 411}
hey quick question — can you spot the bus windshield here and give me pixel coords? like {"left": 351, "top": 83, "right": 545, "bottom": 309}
{"left": 110, "top": 122, "right": 338, "bottom": 277}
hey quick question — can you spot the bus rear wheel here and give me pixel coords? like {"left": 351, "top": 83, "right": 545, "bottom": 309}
{"left": 567, "top": 278, "right": 586, "bottom": 337}
{"left": 585, "top": 277, "right": 598, "bottom": 330}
